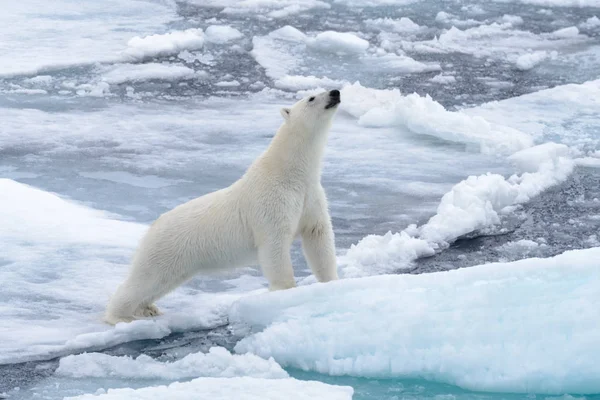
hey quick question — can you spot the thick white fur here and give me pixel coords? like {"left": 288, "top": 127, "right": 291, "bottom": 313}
{"left": 104, "top": 90, "right": 340, "bottom": 325}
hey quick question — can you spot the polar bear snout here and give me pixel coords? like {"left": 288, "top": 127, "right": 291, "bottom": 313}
{"left": 325, "top": 90, "right": 341, "bottom": 109}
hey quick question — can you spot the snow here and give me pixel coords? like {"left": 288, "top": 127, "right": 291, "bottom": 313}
{"left": 101, "top": 64, "right": 198, "bottom": 84}
{"left": 65, "top": 377, "right": 353, "bottom": 400}
{"left": 204, "top": 25, "right": 244, "bottom": 44}
{"left": 124, "top": 29, "right": 205, "bottom": 62}
{"left": 307, "top": 31, "right": 370, "bottom": 55}
{"left": 232, "top": 246, "right": 600, "bottom": 394}
{"left": 56, "top": 347, "right": 287, "bottom": 380}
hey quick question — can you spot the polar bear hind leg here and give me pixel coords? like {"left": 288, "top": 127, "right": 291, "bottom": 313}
{"left": 104, "top": 265, "right": 186, "bottom": 325}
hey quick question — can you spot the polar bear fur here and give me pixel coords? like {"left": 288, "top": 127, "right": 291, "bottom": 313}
{"left": 104, "top": 90, "right": 341, "bottom": 325}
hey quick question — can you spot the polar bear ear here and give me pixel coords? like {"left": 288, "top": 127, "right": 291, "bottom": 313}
{"left": 280, "top": 108, "right": 291, "bottom": 121}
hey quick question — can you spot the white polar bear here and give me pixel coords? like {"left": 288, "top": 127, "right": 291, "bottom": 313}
{"left": 104, "top": 90, "right": 341, "bottom": 325}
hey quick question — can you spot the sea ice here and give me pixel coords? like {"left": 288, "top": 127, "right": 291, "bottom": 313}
{"left": 232, "top": 247, "right": 600, "bottom": 394}
{"left": 56, "top": 347, "right": 287, "bottom": 380}
{"left": 307, "top": 31, "right": 370, "bottom": 55}
{"left": 205, "top": 25, "right": 244, "bottom": 44}
{"left": 514, "top": 51, "right": 551, "bottom": 70}
{"left": 101, "top": 63, "right": 198, "bottom": 84}
{"left": 0, "top": 0, "right": 176, "bottom": 77}
{"left": 340, "top": 82, "right": 533, "bottom": 155}
{"left": 65, "top": 376, "right": 353, "bottom": 400}
{"left": 124, "top": 29, "right": 205, "bottom": 62}
{"left": 364, "top": 17, "right": 424, "bottom": 33}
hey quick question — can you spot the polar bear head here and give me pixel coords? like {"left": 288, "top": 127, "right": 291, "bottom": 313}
{"left": 280, "top": 90, "right": 341, "bottom": 133}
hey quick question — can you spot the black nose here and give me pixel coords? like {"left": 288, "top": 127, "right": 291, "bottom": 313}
{"left": 330, "top": 90, "right": 340, "bottom": 98}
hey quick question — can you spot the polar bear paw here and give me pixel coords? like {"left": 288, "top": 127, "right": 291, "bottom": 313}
{"left": 140, "top": 304, "right": 162, "bottom": 318}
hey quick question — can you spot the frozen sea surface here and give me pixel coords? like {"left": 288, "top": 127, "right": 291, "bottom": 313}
{"left": 1, "top": 0, "right": 600, "bottom": 399}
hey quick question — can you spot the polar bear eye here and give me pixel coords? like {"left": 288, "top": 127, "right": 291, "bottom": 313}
{"left": 308, "top": 97, "right": 315, "bottom": 102}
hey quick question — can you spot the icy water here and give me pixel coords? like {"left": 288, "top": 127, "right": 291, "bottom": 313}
{"left": 1, "top": 0, "right": 600, "bottom": 399}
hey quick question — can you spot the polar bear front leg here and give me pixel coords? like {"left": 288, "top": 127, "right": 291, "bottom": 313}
{"left": 258, "top": 237, "right": 296, "bottom": 291}
{"left": 301, "top": 207, "right": 338, "bottom": 283}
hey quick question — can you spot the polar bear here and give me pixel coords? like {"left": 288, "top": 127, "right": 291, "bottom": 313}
{"left": 104, "top": 90, "right": 341, "bottom": 325}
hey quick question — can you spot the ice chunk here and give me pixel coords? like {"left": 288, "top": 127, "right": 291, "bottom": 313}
{"left": 401, "top": 22, "right": 588, "bottom": 63}
{"left": 193, "top": 0, "right": 330, "bottom": 18}
{"left": 551, "top": 26, "right": 580, "bottom": 38}
{"left": 101, "top": 63, "right": 198, "bottom": 84}
{"left": 435, "top": 11, "right": 482, "bottom": 27}
{"left": 307, "top": 31, "right": 370, "bottom": 55}
{"left": 465, "top": 79, "right": 600, "bottom": 149}
{"left": 205, "top": 25, "right": 244, "bottom": 44}
{"left": 365, "top": 17, "right": 424, "bottom": 33}
{"left": 124, "top": 29, "right": 205, "bottom": 61}
{"left": 429, "top": 73, "right": 456, "bottom": 84}
{"left": 251, "top": 27, "right": 307, "bottom": 79}
{"left": 56, "top": 347, "right": 287, "bottom": 379}
{"left": 341, "top": 82, "right": 533, "bottom": 155}
{"left": 65, "top": 376, "right": 353, "bottom": 400}
{"left": 514, "top": 51, "right": 550, "bottom": 70}
{"left": 581, "top": 16, "right": 600, "bottom": 29}
{"left": 252, "top": 26, "right": 438, "bottom": 82}
{"left": 508, "top": 142, "right": 571, "bottom": 172}
{"left": 232, "top": 247, "right": 600, "bottom": 394}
